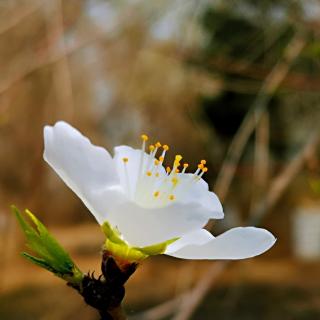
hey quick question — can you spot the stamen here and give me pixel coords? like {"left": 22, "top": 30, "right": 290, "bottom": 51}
{"left": 200, "top": 160, "right": 206, "bottom": 165}
{"left": 159, "top": 144, "right": 168, "bottom": 166}
{"left": 166, "top": 166, "right": 171, "bottom": 174}
{"left": 146, "top": 171, "right": 152, "bottom": 177}
{"left": 199, "top": 167, "right": 208, "bottom": 179}
{"left": 149, "top": 145, "right": 155, "bottom": 152}
{"left": 122, "top": 157, "right": 131, "bottom": 197}
{"left": 193, "top": 163, "right": 204, "bottom": 176}
{"left": 141, "top": 134, "right": 149, "bottom": 142}
{"left": 182, "top": 163, "right": 189, "bottom": 173}
{"left": 135, "top": 134, "right": 148, "bottom": 198}
{"left": 169, "top": 155, "right": 182, "bottom": 177}
{"left": 155, "top": 142, "right": 162, "bottom": 148}
{"left": 154, "top": 191, "right": 160, "bottom": 197}
{"left": 169, "top": 194, "right": 175, "bottom": 201}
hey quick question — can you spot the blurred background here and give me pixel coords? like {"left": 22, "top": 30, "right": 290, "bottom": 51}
{"left": 0, "top": 0, "right": 320, "bottom": 319}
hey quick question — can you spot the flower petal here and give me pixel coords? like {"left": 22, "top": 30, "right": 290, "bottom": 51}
{"left": 106, "top": 201, "right": 215, "bottom": 247}
{"left": 165, "top": 229, "right": 214, "bottom": 254}
{"left": 166, "top": 227, "right": 276, "bottom": 260}
{"left": 175, "top": 174, "right": 224, "bottom": 219}
{"left": 44, "top": 121, "right": 121, "bottom": 222}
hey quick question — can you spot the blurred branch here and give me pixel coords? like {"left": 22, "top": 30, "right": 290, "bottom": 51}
{"left": 171, "top": 261, "right": 227, "bottom": 320}
{"left": 214, "top": 30, "right": 306, "bottom": 204}
{"left": 0, "top": 27, "right": 105, "bottom": 97}
{"left": 199, "top": 55, "right": 320, "bottom": 93}
{"left": 0, "top": 1, "right": 43, "bottom": 35}
{"left": 250, "top": 111, "right": 270, "bottom": 214}
{"left": 250, "top": 128, "right": 320, "bottom": 225}
{"left": 130, "top": 294, "right": 187, "bottom": 320}
{"left": 131, "top": 262, "right": 227, "bottom": 320}
{"left": 42, "top": 0, "right": 75, "bottom": 120}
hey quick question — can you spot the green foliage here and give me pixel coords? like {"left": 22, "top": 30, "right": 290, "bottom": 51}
{"left": 12, "top": 206, "right": 83, "bottom": 285}
{"left": 102, "top": 221, "right": 178, "bottom": 262}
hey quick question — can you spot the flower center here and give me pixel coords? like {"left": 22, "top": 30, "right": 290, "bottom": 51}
{"left": 121, "top": 134, "right": 208, "bottom": 208}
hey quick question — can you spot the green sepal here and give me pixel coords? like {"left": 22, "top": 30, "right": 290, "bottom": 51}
{"left": 12, "top": 206, "right": 83, "bottom": 285}
{"left": 101, "top": 221, "right": 179, "bottom": 262}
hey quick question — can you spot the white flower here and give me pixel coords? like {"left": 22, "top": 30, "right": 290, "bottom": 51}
{"left": 44, "top": 121, "right": 276, "bottom": 260}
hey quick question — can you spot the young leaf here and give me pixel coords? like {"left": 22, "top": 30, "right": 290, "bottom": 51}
{"left": 12, "top": 206, "right": 83, "bottom": 285}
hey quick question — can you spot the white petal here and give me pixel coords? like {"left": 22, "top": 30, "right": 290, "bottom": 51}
{"left": 165, "top": 229, "right": 214, "bottom": 254}
{"left": 175, "top": 174, "right": 224, "bottom": 219}
{"left": 167, "top": 227, "right": 276, "bottom": 260}
{"left": 44, "top": 121, "right": 121, "bottom": 222}
{"left": 113, "top": 145, "right": 166, "bottom": 198}
{"left": 85, "top": 185, "right": 128, "bottom": 224}
{"left": 107, "top": 201, "right": 215, "bottom": 247}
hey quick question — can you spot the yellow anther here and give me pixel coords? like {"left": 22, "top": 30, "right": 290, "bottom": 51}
{"left": 154, "top": 159, "right": 160, "bottom": 166}
{"left": 146, "top": 171, "right": 152, "bottom": 177}
{"left": 174, "top": 155, "right": 183, "bottom": 167}
{"left": 155, "top": 172, "right": 160, "bottom": 177}
{"left": 141, "top": 134, "right": 149, "bottom": 141}
{"left": 155, "top": 142, "right": 162, "bottom": 148}
{"left": 183, "top": 163, "right": 189, "bottom": 168}
{"left": 202, "top": 167, "right": 208, "bottom": 173}
{"left": 175, "top": 169, "right": 180, "bottom": 173}
{"left": 154, "top": 191, "right": 160, "bottom": 197}
{"left": 163, "top": 144, "right": 169, "bottom": 151}
{"left": 149, "top": 145, "right": 155, "bottom": 152}
{"left": 122, "top": 157, "right": 129, "bottom": 163}
{"left": 172, "top": 177, "right": 179, "bottom": 186}
{"left": 169, "top": 194, "right": 175, "bottom": 201}
{"left": 198, "top": 163, "right": 204, "bottom": 170}
{"left": 166, "top": 167, "right": 171, "bottom": 174}
{"left": 200, "top": 160, "right": 207, "bottom": 165}
{"left": 159, "top": 156, "right": 164, "bottom": 162}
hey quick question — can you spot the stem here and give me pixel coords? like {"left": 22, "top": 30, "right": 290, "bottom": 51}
{"left": 69, "top": 252, "right": 137, "bottom": 320}
{"left": 100, "top": 305, "right": 127, "bottom": 320}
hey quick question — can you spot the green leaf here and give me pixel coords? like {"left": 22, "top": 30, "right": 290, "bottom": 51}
{"left": 101, "top": 221, "right": 179, "bottom": 262}
{"left": 12, "top": 206, "right": 83, "bottom": 285}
